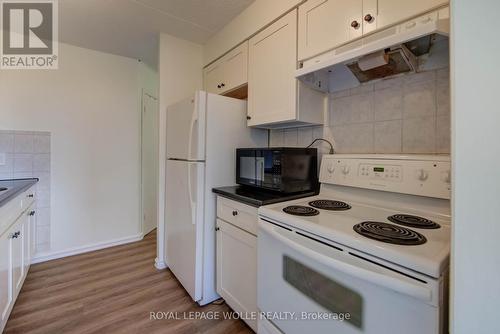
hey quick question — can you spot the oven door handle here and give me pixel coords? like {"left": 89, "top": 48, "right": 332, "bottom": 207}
{"left": 260, "top": 222, "right": 433, "bottom": 303}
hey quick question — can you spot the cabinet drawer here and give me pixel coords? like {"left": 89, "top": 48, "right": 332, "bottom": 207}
{"left": 217, "top": 197, "right": 258, "bottom": 236}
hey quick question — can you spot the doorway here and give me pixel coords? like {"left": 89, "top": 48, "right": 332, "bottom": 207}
{"left": 141, "top": 91, "right": 159, "bottom": 235}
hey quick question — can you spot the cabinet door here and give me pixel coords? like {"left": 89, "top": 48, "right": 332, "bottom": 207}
{"left": 10, "top": 218, "right": 24, "bottom": 295}
{"left": 298, "top": 0, "right": 363, "bottom": 61}
{"left": 248, "top": 10, "right": 298, "bottom": 127}
{"left": 373, "top": 0, "right": 448, "bottom": 31}
{"left": 0, "top": 230, "right": 12, "bottom": 326}
{"left": 204, "top": 42, "right": 248, "bottom": 95}
{"left": 216, "top": 219, "right": 257, "bottom": 331}
{"left": 24, "top": 206, "right": 35, "bottom": 275}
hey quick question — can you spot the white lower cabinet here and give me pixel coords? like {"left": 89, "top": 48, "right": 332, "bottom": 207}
{"left": 216, "top": 197, "right": 258, "bottom": 332}
{"left": 0, "top": 190, "right": 36, "bottom": 332}
{"left": 0, "top": 229, "right": 11, "bottom": 328}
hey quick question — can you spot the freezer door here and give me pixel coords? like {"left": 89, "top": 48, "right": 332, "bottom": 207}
{"left": 165, "top": 159, "right": 205, "bottom": 302}
{"left": 166, "top": 91, "right": 206, "bottom": 161}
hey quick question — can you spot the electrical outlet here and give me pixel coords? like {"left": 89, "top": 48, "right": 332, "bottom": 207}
{"left": 0, "top": 153, "right": 5, "bottom": 166}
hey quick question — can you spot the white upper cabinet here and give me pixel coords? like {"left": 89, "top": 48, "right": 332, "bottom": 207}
{"left": 247, "top": 9, "right": 325, "bottom": 128}
{"left": 248, "top": 10, "right": 298, "bottom": 127}
{"left": 203, "top": 41, "right": 248, "bottom": 95}
{"left": 298, "top": 0, "right": 363, "bottom": 61}
{"left": 298, "top": 0, "right": 449, "bottom": 61}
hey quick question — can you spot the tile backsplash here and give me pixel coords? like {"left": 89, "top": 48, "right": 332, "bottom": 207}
{"left": 271, "top": 68, "right": 450, "bottom": 155}
{"left": 0, "top": 130, "right": 51, "bottom": 253}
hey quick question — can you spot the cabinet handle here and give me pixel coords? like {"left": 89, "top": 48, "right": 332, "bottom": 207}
{"left": 29, "top": 211, "right": 36, "bottom": 216}
{"left": 232, "top": 211, "right": 238, "bottom": 216}
{"left": 246, "top": 116, "right": 252, "bottom": 120}
{"left": 364, "top": 14, "right": 373, "bottom": 22}
{"left": 351, "top": 20, "right": 360, "bottom": 29}
{"left": 215, "top": 227, "right": 220, "bottom": 232}
{"left": 27, "top": 194, "right": 34, "bottom": 198}
{"left": 217, "top": 84, "right": 221, "bottom": 89}
{"left": 11, "top": 231, "right": 20, "bottom": 239}
{"left": 221, "top": 83, "right": 225, "bottom": 87}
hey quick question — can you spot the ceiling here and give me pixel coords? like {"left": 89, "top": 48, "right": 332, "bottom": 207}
{"left": 59, "top": 0, "right": 255, "bottom": 68}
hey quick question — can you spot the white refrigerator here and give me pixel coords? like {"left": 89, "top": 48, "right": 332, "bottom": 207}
{"left": 165, "top": 91, "right": 267, "bottom": 305}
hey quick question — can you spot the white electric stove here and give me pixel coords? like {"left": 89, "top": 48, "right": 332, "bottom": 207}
{"left": 257, "top": 154, "right": 451, "bottom": 334}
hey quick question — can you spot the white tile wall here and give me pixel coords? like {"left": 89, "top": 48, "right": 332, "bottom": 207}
{"left": 0, "top": 130, "right": 51, "bottom": 252}
{"left": 270, "top": 68, "right": 451, "bottom": 155}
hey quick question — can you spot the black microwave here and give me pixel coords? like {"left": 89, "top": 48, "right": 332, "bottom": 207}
{"left": 236, "top": 148, "right": 319, "bottom": 194}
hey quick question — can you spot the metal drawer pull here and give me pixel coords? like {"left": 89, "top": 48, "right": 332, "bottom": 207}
{"left": 27, "top": 194, "right": 34, "bottom": 198}
{"left": 232, "top": 211, "right": 238, "bottom": 216}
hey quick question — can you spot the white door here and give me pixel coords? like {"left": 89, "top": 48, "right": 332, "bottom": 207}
{"left": 23, "top": 207, "right": 34, "bottom": 275}
{"left": 10, "top": 219, "right": 24, "bottom": 294}
{"left": 165, "top": 159, "right": 204, "bottom": 302}
{"left": 258, "top": 221, "right": 440, "bottom": 334}
{"left": 0, "top": 229, "right": 12, "bottom": 325}
{"left": 298, "top": 0, "right": 363, "bottom": 61}
{"left": 374, "top": 0, "right": 448, "bottom": 31}
{"left": 142, "top": 92, "right": 159, "bottom": 235}
{"left": 248, "top": 10, "right": 298, "bottom": 127}
{"left": 216, "top": 219, "right": 258, "bottom": 331}
{"left": 166, "top": 92, "right": 206, "bottom": 161}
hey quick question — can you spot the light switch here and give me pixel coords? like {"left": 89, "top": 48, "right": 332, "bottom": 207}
{"left": 0, "top": 153, "right": 5, "bottom": 166}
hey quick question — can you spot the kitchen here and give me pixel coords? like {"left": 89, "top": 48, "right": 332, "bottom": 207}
{"left": 0, "top": 0, "right": 498, "bottom": 333}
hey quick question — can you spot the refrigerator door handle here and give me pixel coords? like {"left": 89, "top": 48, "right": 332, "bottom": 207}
{"left": 187, "top": 99, "right": 198, "bottom": 161}
{"left": 187, "top": 163, "right": 196, "bottom": 225}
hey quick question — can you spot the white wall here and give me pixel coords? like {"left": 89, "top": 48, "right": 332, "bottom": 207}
{"left": 157, "top": 33, "right": 203, "bottom": 268}
{"left": 451, "top": 1, "right": 500, "bottom": 333}
{"left": 203, "top": 0, "right": 302, "bottom": 65}
{"left": 0, "top": 43, "right": 143, "bottom": 257}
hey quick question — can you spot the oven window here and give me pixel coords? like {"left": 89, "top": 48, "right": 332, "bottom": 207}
{"left": 283, "top": 256, "right": 363, "bottom": 329}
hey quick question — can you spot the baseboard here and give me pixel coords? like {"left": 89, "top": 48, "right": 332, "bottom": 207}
{"left": 154, "top": 257, "right": 167, "bottom": 270}
{"left": 31, "top": 233, "right": 144, "bottom": 264}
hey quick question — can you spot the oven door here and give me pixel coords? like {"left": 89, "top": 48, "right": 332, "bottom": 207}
{"left": 236, "top": 149, "right": 279, "bottom": 190}
{"left": 258, "top": 219, "right": 442, "bottom": 334}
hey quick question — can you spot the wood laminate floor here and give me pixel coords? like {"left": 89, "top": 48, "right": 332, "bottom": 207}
{"left": 4, "top": 230, "right": 253, "bottom": 334}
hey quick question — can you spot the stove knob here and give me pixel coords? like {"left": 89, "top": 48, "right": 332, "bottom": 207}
{"left": 341, "top": 165, "right": 350, "bottom": 175}
{"left": 441, "top": 170, "right": 451, "bottom": 183}
{"left": 416, "top": 169, "right": 429, "bottom": 181}
{"left": 327, "top": 163, "right": 335, "bottom": 173}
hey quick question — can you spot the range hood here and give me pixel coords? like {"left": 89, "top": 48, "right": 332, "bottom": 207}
{"left": 296, "top": 7, "right": 450, "bottom": 93}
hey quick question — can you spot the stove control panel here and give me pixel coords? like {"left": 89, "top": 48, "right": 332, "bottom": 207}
{"left": 359, "top": 164, "right": 402, "bottom": 181}
{"left": 320, "top": 154, "right": 451, "bottom": 199}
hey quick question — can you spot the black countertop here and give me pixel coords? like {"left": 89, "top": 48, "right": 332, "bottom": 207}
{"left": 212, "top": 186, "right": 317, "bottom": 207}
{"left": 0, "top": 178, "right": 39, "bottom": 208}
